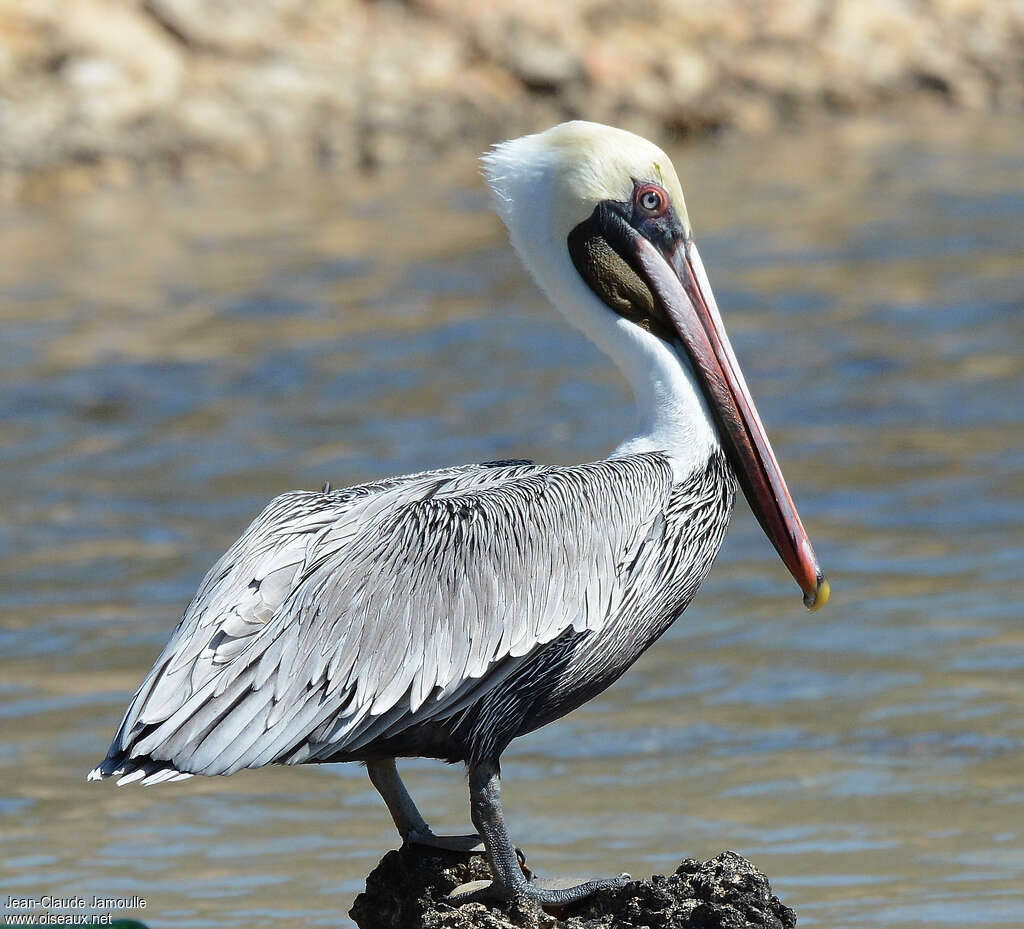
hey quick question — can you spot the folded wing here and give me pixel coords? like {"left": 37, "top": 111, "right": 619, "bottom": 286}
{"left": 91, "top": 455, "right": 673, "bottom": 782}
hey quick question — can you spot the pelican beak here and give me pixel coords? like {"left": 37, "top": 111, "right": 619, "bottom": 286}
{"left": 634, "top": 235, "right": 829, "bottom": 611}
{"left": 567, "top": 199, "right": 828, "bottom": 610}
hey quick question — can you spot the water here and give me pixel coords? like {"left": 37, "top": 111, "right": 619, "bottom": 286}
{"left": 1, "top": 116, "right": 1022, "bottom": 928}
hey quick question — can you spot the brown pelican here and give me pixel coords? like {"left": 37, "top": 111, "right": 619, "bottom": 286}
{"left": 90, "top": 121, "right": 829, "bottom": 906}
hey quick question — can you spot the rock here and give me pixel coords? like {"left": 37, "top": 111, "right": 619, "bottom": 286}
{"left": 144, "top": 0, "right": 305, "bottom": 54}
{"left": 60, "top": 0, "right": 184, "bottom": 122}
{"left": 476, "top": 17, "right": 582, "bottom": 92}
{"left": 349, "top": 845, "right": 797, "bottom": 929}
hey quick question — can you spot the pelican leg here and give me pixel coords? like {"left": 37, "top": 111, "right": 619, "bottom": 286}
{"left": 448, "top": 759, "right": 628, "bottom": 906}
{"left": 366, "top": 758, "right": 484, "bottom": 853}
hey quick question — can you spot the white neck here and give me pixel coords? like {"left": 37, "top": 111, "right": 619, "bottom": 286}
{"left": 504, "top": 213, "right": 720, "bottom": 482}
{"left": 604, "top": 317, "right": 721, "bottom": 479}
{"left": 484, "top": 136, "right": 722, "bottom": 482}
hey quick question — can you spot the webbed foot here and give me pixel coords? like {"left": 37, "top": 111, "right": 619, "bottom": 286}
{"left": 409, "top": 829, "right": 531, "bottom": 878}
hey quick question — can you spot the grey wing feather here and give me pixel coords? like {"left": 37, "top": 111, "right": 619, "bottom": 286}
{"left": 92, "top": 455, "right": 672, "bottom": 781}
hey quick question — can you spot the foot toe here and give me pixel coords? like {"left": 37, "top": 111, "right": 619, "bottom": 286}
{"left": 407, "top": 830, "right": 485, "bottom": 853}
{"left": 521, "top": 873, "right": 629, "bottom": 904}
{"left": 515, "top": 846, "right": 532, "bottom": 880}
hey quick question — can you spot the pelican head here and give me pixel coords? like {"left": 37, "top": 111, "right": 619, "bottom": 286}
{"left": 483, "top": 121, "right": 829, "bottom": 612}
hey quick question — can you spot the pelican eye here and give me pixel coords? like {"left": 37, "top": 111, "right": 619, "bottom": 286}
{"left": 636, "top": 184, "right": 669, "bottom": 217}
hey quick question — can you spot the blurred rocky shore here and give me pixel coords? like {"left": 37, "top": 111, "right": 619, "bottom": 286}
{"left": 1, "top": 0, "right": 1022, "bottom": 192}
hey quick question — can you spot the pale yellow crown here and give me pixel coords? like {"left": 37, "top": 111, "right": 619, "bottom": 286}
{"left": 482, "top": 121, "right": 691, "bottom": 242}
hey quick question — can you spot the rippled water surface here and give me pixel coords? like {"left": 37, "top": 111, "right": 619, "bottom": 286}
{"left": 2, "top": 117, "right": 1022, "bottom": 928}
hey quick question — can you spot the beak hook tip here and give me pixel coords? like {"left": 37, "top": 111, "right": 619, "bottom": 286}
{"left": 804, "top": 575, "right": 830, "bottom": 612}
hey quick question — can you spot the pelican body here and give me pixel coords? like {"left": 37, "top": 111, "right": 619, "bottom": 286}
{"left": 91, "top": 122, "right": 828, "bottom": 906}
